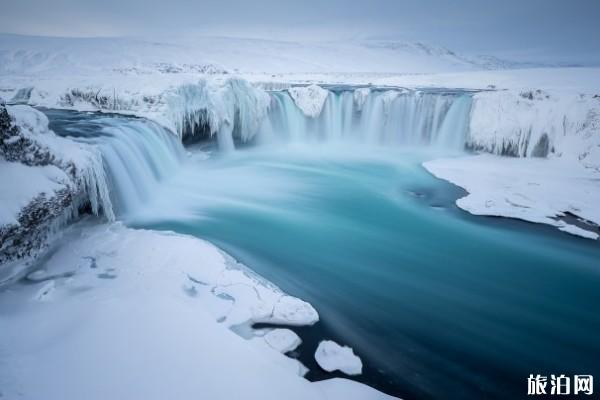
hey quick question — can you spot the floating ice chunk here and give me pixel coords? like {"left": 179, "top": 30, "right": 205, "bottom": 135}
{"left": 264, "top": 328, "right": 302, "bottom": 353}
{"left": 315, "top": 340, "right": 363, "bottom": 376}
{"left": 287, "top": 84, "right": 329, "bottom": 118}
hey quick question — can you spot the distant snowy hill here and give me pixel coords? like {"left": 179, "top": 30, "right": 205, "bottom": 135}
{"left": 0, "top": 33, "right": 536, "bottom": 75}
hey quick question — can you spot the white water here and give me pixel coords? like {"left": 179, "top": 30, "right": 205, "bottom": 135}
{"left": 257, "top": 89, "right": 472, "bottom": 150}
{"left": 47, "top": 112, "right": 185, "bottom": 218}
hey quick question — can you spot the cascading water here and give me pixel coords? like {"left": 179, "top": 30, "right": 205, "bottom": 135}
{"left": 45, "top": 110, "right": 185, "bottom": 218}
{"left": 259, "top": 88, "right": 473, "bottom": 149}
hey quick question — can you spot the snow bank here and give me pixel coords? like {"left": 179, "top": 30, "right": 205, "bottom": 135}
{"left": 468, "top": 90, "right": 600, "bottom": 169}
{"left": 4, "top": 105, "right": 114, "bottom": 219}
{"left": 424, "top": 154, "right": 600, "bottom": 240}
{"left": 0, "top": 221, "right": 392, "bottom": 400}
{"left": 0, "top": 161, "right": 68, "bottom": 225}
{"left": 315, "top": 340, "right": 363, "bottom": 376}
{"left": 288, "top": 84, "right": 330, "bottom": 118}
{"left": 0, "top": 105, "right": 114, "bottom": 268}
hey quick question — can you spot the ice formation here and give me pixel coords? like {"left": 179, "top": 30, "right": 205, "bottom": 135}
{"left": 167, "top": 78, "right": 270, "bottom": 150}
{"left": 315, "top": 340, "right": 363, "bottom": 376}
{"left": 468, "top": 90, "right": 600, "bottom": 169}
{"left": 287, "top": 84, "right": 330, "bottom": 118}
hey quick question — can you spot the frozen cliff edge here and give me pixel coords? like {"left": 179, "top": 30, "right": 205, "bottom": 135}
{"left": 2, "top": 77, "right": 272, "bottom": 151}
{"left": 426, "top": 89, "right": 600, "bottom": 239}
{"left": 467, "top": 89, "right": 600, "bottom": 170}
{"left": 0, "top": 104, "right": 113, "bottom": 275}
{"left": 0, "top": 221, "right": 396, "bottom": 400}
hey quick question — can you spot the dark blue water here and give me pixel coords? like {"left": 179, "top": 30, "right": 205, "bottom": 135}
{"left": 46, "top": 109, "right": 600, "bottom": 400}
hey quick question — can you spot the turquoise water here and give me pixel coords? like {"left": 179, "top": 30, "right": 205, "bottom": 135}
{"left": 135, "top": 145, "right": 600, "bottom": 400}
{"left": 46, "top": 109, "right": 600, "bottom": 400}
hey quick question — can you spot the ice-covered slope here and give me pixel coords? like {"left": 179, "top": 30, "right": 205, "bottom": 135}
{"left": 0, "top": 34, "right": 513, "bottom": 75}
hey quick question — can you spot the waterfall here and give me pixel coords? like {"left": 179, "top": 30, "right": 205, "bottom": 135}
{"left": 45, "top": 86, "right": 472, "bottom": 218}
{"left": 48, "top": 112, "right": 185, "bottom": 217}
{"left": 261, "top": 89, "right": 472, "bottom": 149}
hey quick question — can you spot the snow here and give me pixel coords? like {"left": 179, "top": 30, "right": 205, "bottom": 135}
{"left": 468, "top": 90, "right": 600, "bottom": 166}
{"left": 3, "top": 105, "right": 114, "bottom": 221}
{"left": 263, "top": 328, "right": 302, "bottom": 353}
{"left": 315, "top": 340, "right": 363, "bottom": 376}
{"left": 0, "top": 221, "right": 392, "bottom": 400}
{"left": 287, "top": 84, "right": 330, "bottom": 118}
{"left": 314, "top": 379, "right": 397, "bottom": 400}
{"left": 0, "top": 161, "right": 68, "bottom": 225}
{"left": 0, "top": 34, "right": 499, "bottom": 76}
{"left": 353, "top": 87, "right": 371, "bottom": 111}
{"left": 423, "top": 155, "right": 600, "bottom": 240}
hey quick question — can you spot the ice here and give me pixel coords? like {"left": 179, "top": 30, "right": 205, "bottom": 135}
{"left": 315, "top": 340, "right": 363, "bottom": 376}
{"left": 3, "top": 105, "right": 115, "bottom": 221}
{"left": 287, "top": 84, "right": 330, "bottom": 118}
{"left": 264, "top": 328, "right": 302, "bottom": 353}
{"left": 353, "top": 87, "right": 371, "bottom": 111}
{"left": 468, "top": 90, "right": 600, "bottom": 167}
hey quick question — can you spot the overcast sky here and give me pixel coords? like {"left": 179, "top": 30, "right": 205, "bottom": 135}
{"left": 1, "top": 0, "right": 599, "bottom": 64}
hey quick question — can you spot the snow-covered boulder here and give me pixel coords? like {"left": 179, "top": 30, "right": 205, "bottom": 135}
{"left": 287, "top": 84, "right": 329, "bottom": 118}
{"left": 315, "top": 340, "right": 363, "bottom": 376}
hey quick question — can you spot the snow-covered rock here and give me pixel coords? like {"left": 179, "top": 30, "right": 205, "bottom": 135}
{"left": 264, "top": 328, "right": 302, "bottom": 353}
{"left": 353, "top": 87, "right": 371, "bottom": 111}
{"left": 315, "top": 340, "right": 363, "bottom": 376}
{"left": 0, "top": 104, "right": 113, "bottom": 270}
{"left": 0, "top": 221, "right": 391, "bottom": 400}
{"left": 287, "top": 85, "right": 329, "bottom": 118}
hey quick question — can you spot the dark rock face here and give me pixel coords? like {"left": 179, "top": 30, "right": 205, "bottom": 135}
{"left": 0, "top": 105, "right": 82, "bottom": 268}
{"left": 0, "top": 188, "right": 79, "bottom": 265}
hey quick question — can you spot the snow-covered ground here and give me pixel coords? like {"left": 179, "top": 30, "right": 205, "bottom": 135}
{"left": 424, "top": 155, "right": 600, "bottom": 240}
{"left": 0, "top": 220, "right": 394, "bottom": 400}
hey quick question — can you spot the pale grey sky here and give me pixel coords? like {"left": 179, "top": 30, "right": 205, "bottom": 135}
{"left": 1, "top": 0, "right": 599, "bottom": 64}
